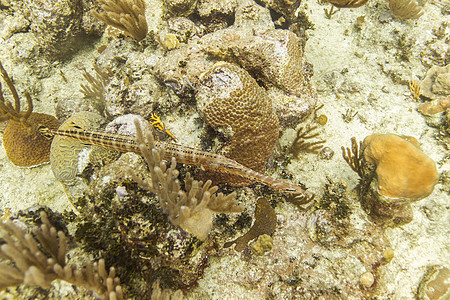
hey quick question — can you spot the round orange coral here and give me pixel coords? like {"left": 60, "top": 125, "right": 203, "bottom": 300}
{"left": 362, "top": 133, "right": 438, "bottom": 200}
{"left": 3, "top": 112, "right": 59, "bottom": 167}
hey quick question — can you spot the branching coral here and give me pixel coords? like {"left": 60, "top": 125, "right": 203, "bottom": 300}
{"left": 132, "top": 119, "right": 243, "bottom": 241}
{"left": 290, "top": 125, "right": 326, "bottom": 157}
{"left": 341, "top": 137, "right": 365, "bottom": 178}
{"left": 93, "top": 0, "right": 148, "bottom": 41}
{"left": 80, "top": 64, "right": 114, "bottom": 102}
{"left": 0, "top": 211, "right": 123, "bottom": 299}
{"left": 0, "top": 61, "right": 59, "bottom": 167}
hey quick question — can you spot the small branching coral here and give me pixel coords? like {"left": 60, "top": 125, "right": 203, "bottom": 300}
{"left": 409, "top": 79, "right": 421, "bottom": 101}
{"left": 324, "top": 6, "right": 340, "bottom": 19}
{"left": 0, "top": 61, "right": 59, "bottom": 167}
{"left": 0, "top": 211, "right": 123, "bottom": 299}
{"left": 341, "top": 137, "right": 365, "bottom": 178}
{"left": 93, "top": 0, "right": 148, "bottom": 41}
{"left": 290, "top": 125, "right": 326, "bottom": 157}
{"left": 151, "top": 279, "right": 183, "bottom": 300}
{"left": 342, "top": 108, "right": 358, "bottom": 123}
{"left": 131, "top": 119, "right": 243, "bottom": 241}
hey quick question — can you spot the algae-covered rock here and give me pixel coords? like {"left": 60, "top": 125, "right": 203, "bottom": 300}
{"left": 27, "top": 0, "right": 98, "bottom": 60}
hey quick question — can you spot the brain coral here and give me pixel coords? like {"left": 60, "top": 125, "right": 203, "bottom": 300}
{"left": 196, "top": 62, "right": 279, "bottom": 186}
{"left": 50, "top": 112, "right": 105, "bottom": 184}
{"left": 362, "top": 133, "right": 438, "bottom": 200}
{"left": 3, "top": 113, "right": 59, "bottom": 167}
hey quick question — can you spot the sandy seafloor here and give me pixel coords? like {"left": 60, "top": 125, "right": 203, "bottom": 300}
{"left": 0, "top": 0, "right": 449, "bottom": 299}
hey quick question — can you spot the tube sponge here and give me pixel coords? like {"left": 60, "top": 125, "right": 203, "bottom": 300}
{"left": 362, "top": 134, "right": 438, "bottom": 200}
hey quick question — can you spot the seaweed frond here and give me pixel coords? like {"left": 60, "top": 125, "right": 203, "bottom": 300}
{"left": 93, "top": 0, "right": 148, "bottom": 41}
{"left": 341, "top": 137, "right": 364, "bottom": 178}
{"left": 224, "top": 198, "right": 276, "bottom": 251}
{"left": 290, "top": 125, "right": 326, "bottom": 157}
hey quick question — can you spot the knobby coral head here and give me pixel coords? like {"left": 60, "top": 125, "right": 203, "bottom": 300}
{"left": 196, "top": 62, "right": 279, "bottom": 186}
{"left": 362, "top": 133, "right": 438, "bottom": 200}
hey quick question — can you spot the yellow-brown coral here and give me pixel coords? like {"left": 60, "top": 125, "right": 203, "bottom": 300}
{"left": 196, "top": 62, "right": 279, "bottom": 186}
{"left": 409, "top": 80, "right": 421, "bottom": 101}
{"left": 4, "top": 114, "right": 59, "bottom": 167}
{"left": 0, "top": 62, "right": 59, "bottom": 167}
{"left": 362, "top": 134, "right": 438, "bottom": 199}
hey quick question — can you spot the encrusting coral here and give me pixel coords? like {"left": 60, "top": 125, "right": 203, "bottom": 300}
{"left": 93, "top": 0, "right": 148, "bottom": 41}
{"left": 420, "top": 64, "right": 450, "bottom": 99}
{"left": 0, "top": 211, "right": 123, "bottom": 299}
{"left": 0, "top": 61, "right": 59, "bottom": 167}
{"left": 362, "top": 133, "right": 438, "bottom": 200}
{"left": 196, "top": 62, "right": 279, "bottom": 186}
{"left": 418, "top": 96, "right": 450, "bottom": 115}
{"left": 132, "top": 119, "right": 243, "bottom": 241}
